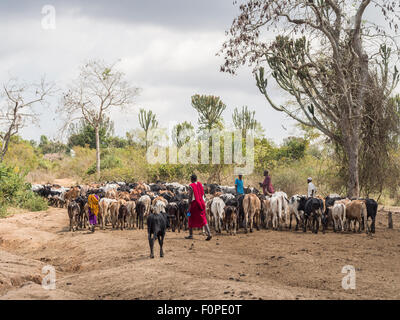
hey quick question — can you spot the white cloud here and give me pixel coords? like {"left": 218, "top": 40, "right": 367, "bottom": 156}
{"left": 1, "top": 5, "right": 296, "bottom": 144}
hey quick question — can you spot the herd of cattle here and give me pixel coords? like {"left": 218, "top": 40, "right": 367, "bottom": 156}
{"left": 32, "top": 181, "right": 379, "bottom": 236}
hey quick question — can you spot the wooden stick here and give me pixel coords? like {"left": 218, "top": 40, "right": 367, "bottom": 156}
{"left": 388, "top": 212, "right": 393, "bottom": 229}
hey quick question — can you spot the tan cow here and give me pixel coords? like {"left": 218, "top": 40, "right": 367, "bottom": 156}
{"left": 243, "top": 194, "right": 261, "bottom": 233}
{"left": 126, "top": 201, "right": 137, "bottom": 229}
{"left": 99, "top": 198, "right": 117, "bottom": 229}
{"left": 345, "top": 200, "right": 367, "bottom": 233}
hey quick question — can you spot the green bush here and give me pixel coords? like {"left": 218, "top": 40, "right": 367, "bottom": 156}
{"left": 0, "top": 163, "right": 48, "bottom": 217}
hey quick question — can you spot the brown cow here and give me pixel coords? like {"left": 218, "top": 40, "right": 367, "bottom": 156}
{"left": 243, "top": 194, "right": 261, "bottom": 233}
{"left": 345, "top": 200, "right": 368, "bottom": 233}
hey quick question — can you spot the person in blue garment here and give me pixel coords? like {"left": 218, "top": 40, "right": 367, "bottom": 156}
{"left": 235, "top": 174, "right": 245, "bottom": 195}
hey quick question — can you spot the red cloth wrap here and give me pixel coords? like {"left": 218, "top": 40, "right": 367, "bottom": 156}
{"left": 188, "top": 182, "right": 207, "bottom": 228}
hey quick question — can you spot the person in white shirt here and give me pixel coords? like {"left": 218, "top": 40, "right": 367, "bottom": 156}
{"left": 307, "top": 177, "right": 316, "bottom": 198}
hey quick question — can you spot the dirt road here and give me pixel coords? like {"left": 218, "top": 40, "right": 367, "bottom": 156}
{"left": 0, "top": 207, "right": 399, "bottom": 300}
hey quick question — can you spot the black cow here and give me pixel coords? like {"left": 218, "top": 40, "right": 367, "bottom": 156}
{"left": 136, "top": 201, "right": 146, "bottom": 230}
{"left": 166, "top": 202, "right": 179, "bottom": 232}
{"left": 361, "top": 198, "right": 378, "bottom": 233}
{"left": 147, "top": 212, "right": 170, "bottom": 259}
{"left": 304, "top": 198, "right": 325, "bottom": 234}
{"left": 178, "top": 199, "right": 190, "bottom": 231}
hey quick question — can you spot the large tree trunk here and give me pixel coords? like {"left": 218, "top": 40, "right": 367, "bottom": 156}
{"left": 95, "top": 125, "right": 101, "bottom": 181}
{"left": 346, "top": 143, "right": 360, "bottom": 199}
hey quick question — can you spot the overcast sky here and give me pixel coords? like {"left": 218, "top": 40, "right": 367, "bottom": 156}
{"left": 0, "top": 1, "right": 396, "bottom": 144}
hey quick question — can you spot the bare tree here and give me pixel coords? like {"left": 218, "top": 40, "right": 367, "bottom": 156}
{"left": 0, "top": 77, "right": 54, "bottom": 162}
{"left": 62, "top": 60, "right": 140, "bottom": 180}
{"left": 220, "top": 0, "right": 400, "bottom": 197}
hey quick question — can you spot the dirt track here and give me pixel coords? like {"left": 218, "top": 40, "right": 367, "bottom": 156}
{"left": 0, "top": 207, "right": 399, "bottom": 300}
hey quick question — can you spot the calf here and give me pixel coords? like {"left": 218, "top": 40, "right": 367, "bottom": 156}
{"left": 331, "top": 203, "right": 346, "bottom": 232}
{"left": 147, "top": 212, "right": 170, "bottom": 259}
{"left": 224, "top": 206, "right": 237, "bottom": 235}
{"left": 67, "top": 201, "right": 80, "bottom": 232}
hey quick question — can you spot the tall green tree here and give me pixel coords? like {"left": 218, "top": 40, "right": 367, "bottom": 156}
{"left": 221, "top": 0, "right": 400, "bottom": 197}
{"left": 172, "top": 121, "right": 194, "bottom": 149}
{"left": 191, "top": 94, "right": 226, "bottom": 131}
{"left": 138, "top": 108, "right": 158, "bottom": 151}
{"left": 67, "top": 117, "right": 114, "bottom": 149}
{"left": 232, "top": 106, "right": 259, "bottom": 137}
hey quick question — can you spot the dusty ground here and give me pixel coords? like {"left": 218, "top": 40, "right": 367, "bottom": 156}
{"left": 0, "top": 207, "right": 399, "bottom": 300}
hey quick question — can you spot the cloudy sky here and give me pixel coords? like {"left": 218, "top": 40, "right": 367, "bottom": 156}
{"left": 0, "top": 1, "right": 396, "bottom": 144}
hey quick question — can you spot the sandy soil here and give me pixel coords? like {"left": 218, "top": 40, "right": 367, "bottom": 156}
{"left": 0, "top": 207, "right": 399, "bottom": 300}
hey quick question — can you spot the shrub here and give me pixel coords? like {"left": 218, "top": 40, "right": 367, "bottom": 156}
{"left": 0, "top": 163, "right": 48, "bottom": 217}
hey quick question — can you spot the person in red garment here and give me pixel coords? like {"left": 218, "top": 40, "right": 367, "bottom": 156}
{"left": 260, "top": 170, "right": 275, "bottom": 196}
{"left": 185, "top": 174, "right": 212, "bottom": 241}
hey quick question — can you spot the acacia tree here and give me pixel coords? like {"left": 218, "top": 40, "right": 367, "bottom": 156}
{"left": 62, "top": 60, "right": 139, "bottom": 180}
{"left": 220, "top": 0, "right": 400, "bottom": 197}
{"left": 0, "top": 77, "right": 54, "bottom": 162}
{"left": 232, "top": 106, "right": 259, "bottom": 137}
{"left": 138, "top": 108, "right": 158, "bottom": 151}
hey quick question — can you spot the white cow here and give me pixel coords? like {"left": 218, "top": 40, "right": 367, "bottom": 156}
{"left": 211, "top": 197, "right": 225, "bottom": 233}
{"left": 331, "top": 203, "right": 346, "bottom": 232}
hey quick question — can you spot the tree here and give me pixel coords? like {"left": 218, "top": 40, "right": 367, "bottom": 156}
{"left": 191, "top": 94, "right": 226, "bottom": 130}
{"left": 220, "top": 0, "right": 400, "bottom": 197}
{"left": 67, "top": 117, "right": 114, "bottom": 149}
{"left": 232, "top": 106, "right": 259, "bottom": 137}
{"left": 138, "top": 108, "right": 158, "bottom": 151}
{"left": 39, "top": 135, "right": 67, "bottom": 154}
{"left": 62, "top": 60, "right": 139, "bottom": 180}
{"left": 172, "top": 121, "right": 194, "bottom": 148}
{"left": 0, "top": 77, "right": 54, "bottom": 162}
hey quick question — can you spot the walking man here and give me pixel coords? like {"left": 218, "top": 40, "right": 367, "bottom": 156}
{"left": 185, "top": 174, "right": 212, "bottom": 241}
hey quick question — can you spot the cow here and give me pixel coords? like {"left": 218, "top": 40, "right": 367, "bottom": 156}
{"left": 166, "top": 202, "right": 179, "bottom": 232}
{"left": 345, "top": 200, "right": 368, "bottom": 233}
{"left": 288, "top": 195, "right": 304, "bottom": 231}
{"left": 224, "top": 206, "right": 237, "bottom": 235}
{"left": 99, "top": 198, "right": 117, "bottom": 229}
{"left": 243, "top": 193, "right": 261, "bottom": 233}
{"left": 147, "top": 211, "right": 170, "bottom": 259}
{"left": 331, "top": 203, "right": 346, "bottom": 232}
{"left": 210, "top": 197, "right": 225, "bottom": 233}
{"left": 261, "top": 198, "right": 272, "bottom": 229}
{"left": 303, "top": 197, "right": 325, "bottom": 234}
{"left": 117, "top": 204, "right": 129, "bottom": 230}
{"left": 126, "top": 201, "right": 137, "bottom": 229}
{"left": 138, "top": 195, "right": 151, "bottom": 218}
{"left": 177, "top": 199, "right": 190, "bottom": 231}
{"left": 363, "top": 199, "right": 378, "bottom": 233}
{"left": 67, "top": 201, "right": 80, "bottom": 232}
